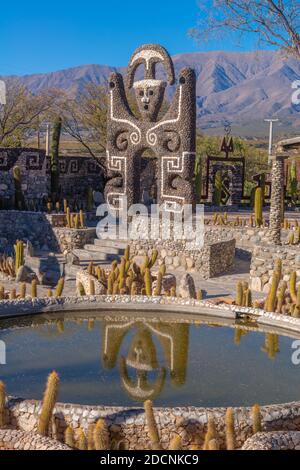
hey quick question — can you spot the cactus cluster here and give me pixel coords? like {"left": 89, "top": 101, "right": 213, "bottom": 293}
{"left": 255, "top": 259, "right": 300, "bottom": 317}
{"left": 83, "top": 247, "right": 175, "bottom": 298}
{"left": 66, "top": 207, "right": 85, "bottom": 229}
{"left": 0, "top": 241, "right": 24, "bottom": 278}
{"left": 235, "top": 281, "right": 252, "bottom": 307}
{"left": 0, "top": 277, "right": 65, "bottom": 302}
{"left": 208, "top": 212, "right": 265, "bottom": 228}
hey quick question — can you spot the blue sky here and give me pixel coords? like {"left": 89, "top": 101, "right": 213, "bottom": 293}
{"left": 1, "top": 0, "right": 268, "bottom": 75}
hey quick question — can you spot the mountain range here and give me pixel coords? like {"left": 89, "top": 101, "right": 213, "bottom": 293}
{"left": 2, "top": 50, "right": 300, "bottom": 134}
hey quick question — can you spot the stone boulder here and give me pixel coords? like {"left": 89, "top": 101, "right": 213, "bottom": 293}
{"left": 76, "top": 269, "right": 106, "bottom": 295}
{"left": 178, "top": 273, "right": 196, "bottom": 299}
{"left": 16, "top": 265, "right": 39, "bottom": 284}
{"left": 152, "top": 272, "right": 176, "bottom": 295}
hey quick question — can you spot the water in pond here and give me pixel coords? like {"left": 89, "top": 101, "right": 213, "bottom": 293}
{"left": 1, "top": 313, "right": 300, "bottom": 407}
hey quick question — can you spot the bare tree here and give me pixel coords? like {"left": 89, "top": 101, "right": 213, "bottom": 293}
{"left": 60, "top": 84, "right": 107, "bottom": 171}
{"left": 190, "top": 0, "right": 300, "bottom": 59}
{"left": 0, "top": 81, "right": 59, "bottom": 146}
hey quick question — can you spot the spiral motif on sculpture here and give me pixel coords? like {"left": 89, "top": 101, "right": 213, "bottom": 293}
{"left": 130, "top": 131, "right": 141, "bottom": 145}
{"left": 147, "top": 131, "right": 158, "bottom": 146}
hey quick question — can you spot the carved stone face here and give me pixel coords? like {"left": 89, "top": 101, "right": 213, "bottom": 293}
{"left": 133, "top": 79, "right": 166, "bottom": 122}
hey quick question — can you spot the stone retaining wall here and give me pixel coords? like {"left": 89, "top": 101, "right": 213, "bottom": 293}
{"left": 0, "top": 211, "right": 95, "bottom": 254}
{"left": 250, "top": 245, "right": 300, "bottom": 292}
{"left": 5, "top": 397, "right": 300, "bottom": 450}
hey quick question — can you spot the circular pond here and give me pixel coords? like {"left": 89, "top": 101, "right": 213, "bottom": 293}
{"left": 1, "top": 312, "right": 300, "bottom": 407}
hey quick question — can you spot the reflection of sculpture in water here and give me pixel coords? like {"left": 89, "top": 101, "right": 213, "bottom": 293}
{"left": 101, "top": 321, "right": 189, "bottom": 402}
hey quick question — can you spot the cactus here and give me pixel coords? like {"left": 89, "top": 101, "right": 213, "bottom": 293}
{"left": 196, "top": 289, "right": 203, "bottom": 301}
{"left": 89, "top": 279, "right": 95, "bottom": 296}
{"left": 19, "top": 282, "right": 26, "bottom": 299}
{"left": 9, "top": 288, "right": 16, "bottom": 300}
{"left": 0, "top": 381, "right": 6, "bottom": 427}
{"left": 74, "top": 213, "right": 79, "bottom": 229}
{"left": 144, "top": 400, "right": 162, "bottom": 450}
{"left": 13, "top": 166, "right": 25, "bottom": 210}
{"left": 37, "top": 371, "right": 60, "bottom": 436}
{"left": 66, "top": 207, "right": 72, "bottom": 228}
{"left": 170, "top": 286, "right": 176, "bottom": 297}
{"left": 124, "top": 245, "right": 130, "bottom": 262}
{"left": 244, "top": 288, "right": 252, "bottom": 307}
{"left": 0, "top": 286, "right": 4, "bottom": 300}
{"left": 94, "top": 418, "right": 110, "bottom": 450}
{"left": 88, "top": 261, "right": 94, "bottom": 276}
{"left": 252, "top": 404, "right": 262, "bottom": 434}
{"left": 88, "top": 423, "right": 95, "bottom": 450}
{"left": 55, "top": 278, "right": 65, "bottom": 297}
{"left": 50, "top": 116, "right": 62, "bottom": 197}
{"left": 78, "top": 210, "right": 84, "bottom": 229}
{"left": 203, "top": 415, "right": 217, "bottom": 450}
{"left": 236, "top": 281, "right": 243, "bottom": 306}
{"left": 276, "top": 282, "right": 287, "bottom": 313}
{"left": 77, "top": 427, "right": 87, "bottom": 450}
{"left": 77, "top": 281, "right": 85, "bottom": 296}
{"left": 144, "top": 268, "right": 152, "bottom": 296}
{"left": 266, "top": 273, "right": 279, "bottom": 312}
{"left": 63, "top": 199, "right": 68, "bottom": 214}
{"left": 225, "top": 407, "right": 235, "bottom": 450}
{"left": 131, "top": 281, "right": 138, "bottom": 296}
{"left": 64, "top": 425, "right": 75, "bottom": 448}
{"left": 159, "top": 264, "right": 166, "bottom": 276}
{"left": 169, "top": 434, "right": 182, "bottom": 450}
{"left": 31, "top": 279, "right": 38, "bottom": 298}
{"left": 14, "top": 240, "right": 24, "bottom": 272}
{"left": 254, "top": 187, "right": 263, "bottom": 227}
{"left": 150, "top": 250, "right": 158, "bottom": 268}
{"left": 290, "top": 272, "right": 297, "bottom": 303}
{"left": 154, "top": 272, "right": 163, "bottom": 296}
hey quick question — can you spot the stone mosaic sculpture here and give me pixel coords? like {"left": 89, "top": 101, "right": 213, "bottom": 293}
{"left": 105, "top": 44, "right": 196, "bottom": 212}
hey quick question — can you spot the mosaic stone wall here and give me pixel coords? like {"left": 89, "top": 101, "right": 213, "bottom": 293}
{"left": 0, "top": 148, "right": 104, "bottom": 208}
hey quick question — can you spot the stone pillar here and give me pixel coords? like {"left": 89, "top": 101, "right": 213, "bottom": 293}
{"left": 269, "top": 154, "right": 288, "bottom": 245}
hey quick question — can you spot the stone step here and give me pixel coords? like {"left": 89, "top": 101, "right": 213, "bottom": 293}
{"left": 83, "top": 244, "right": 124, "bottom": 255}
{"left": 72, "top": 249, "right": 109, "bottom": 262}
{"left": 93, "top": 238, "right": 128, "bottom": 249}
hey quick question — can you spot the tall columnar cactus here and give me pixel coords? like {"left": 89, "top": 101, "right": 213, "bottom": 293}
{"left": 0, "top": 381, "right": 6, "bottom": 427}
{"left": 66, "top": 207, "right": 72, "bottom": 228}
{"left": 31, "top": 279, "right": 38, "bottom": 298}
{"left": 55, "top": 278, "right": 65, "bottom": 298}
{"left": 94, "top": 418, "right": 110, "bottom": 450}
{"left": 154, "top": 272, "right": 163, "bottom": 296}
{"left": 288, "top": 160, "right": 298, "bottom": 206}
{"left": 203, "top": 415, "right": 217, "bottom": 450}
{"left": 77, "top": 428, "right": 87, "bottom": 450}
{"left": 252, "top": 404, "right": 262, "bottom": 434}
{"left": 254, "top": 187, "right": 263, "bottom": 227}
{"left": 50, "top": 116, "right": 62, "bottom": 197}
{"left": 266, "top": 273, "right": 279, "bottom": 312}
{"left": 144, "top": 400, "right": 162, "bottom": 450}
{"left": 290, "top": 271, "right": 297, "bottom": 303}
{"left": 259, "top": 173, "right": 266, "bottom": 207}
{"left": 64, "top": 425, "right": 75, "bottom": 448}
{"left": 225, "top": 407, "right": 235, "bottom": 450}
{"left": 79, "top": 210, "right": 85, "bottom": 229}
{"left": 144, "top": 268, "right": 152, "bottom": 296}
{"left": 236, "top": 281, "right": 243, "bottom": 306}
{"left": 87, "top": 423, "right": 96, "bottom": 450}
{"left": 20, "top": 282, "right": 26, "bottom": 299}
{"left": 14, "top": 240, "right": 24, "bottom": 272}
{"left": 169, "top": 435, "right": 182, "bottom": 450}
{"left": 13, "top": 166, "right": 25, "bottom": 210}
{"left": 213, "top": 170, "right": 222, "bottom": 206}
{"left": 37, "top": 371, "right": 60, "bottom": 436}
